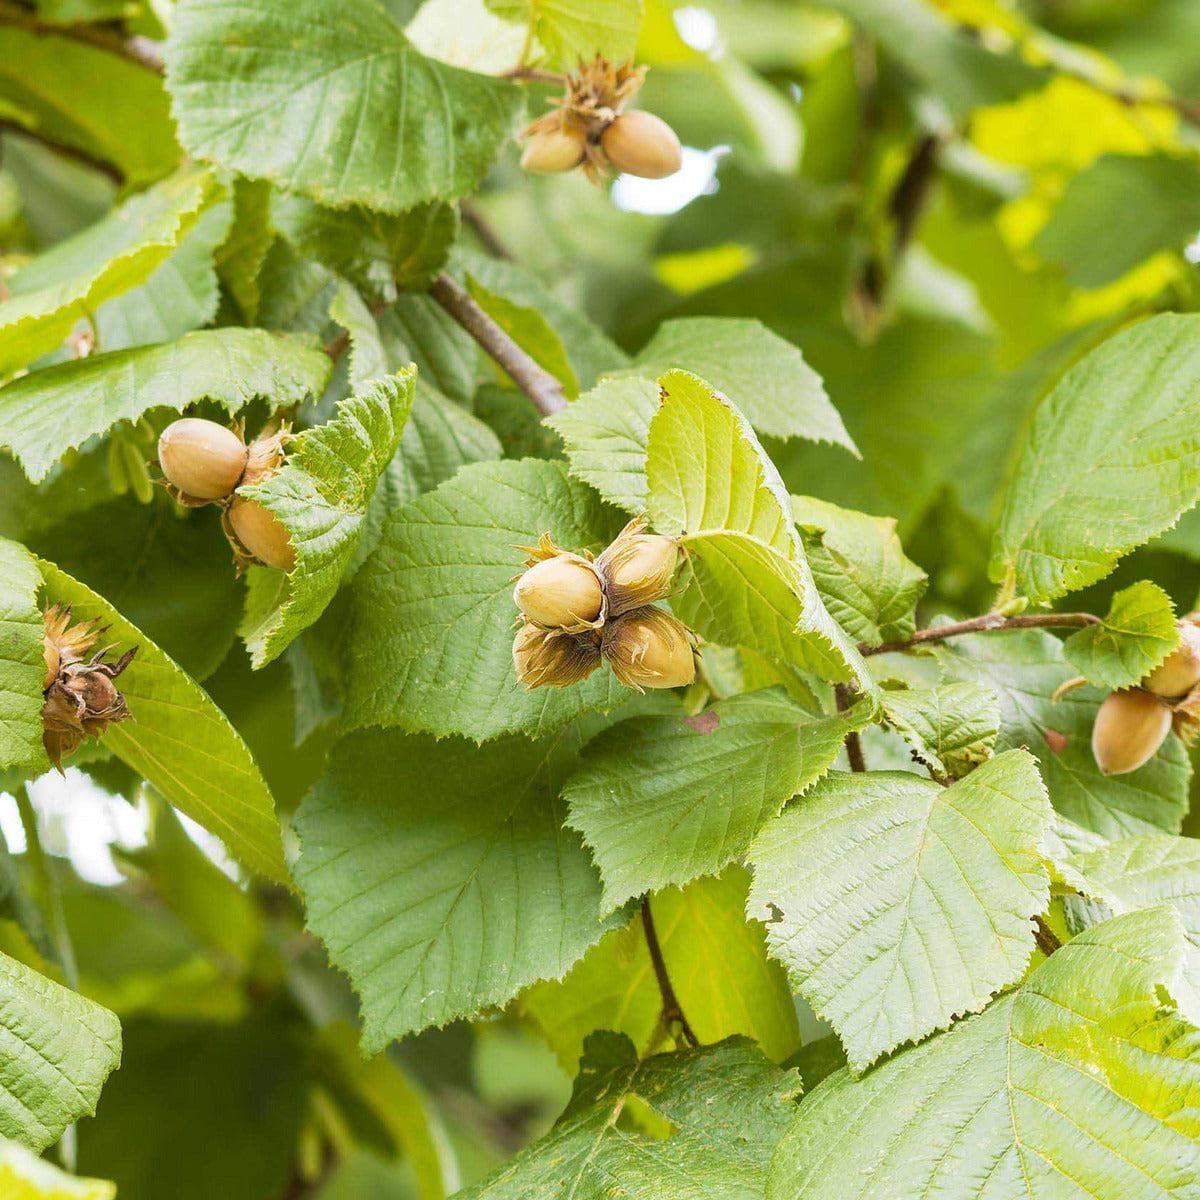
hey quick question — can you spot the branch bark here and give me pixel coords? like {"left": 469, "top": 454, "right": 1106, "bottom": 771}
{"left": 862, "top": 611, "right": 1100, "bottom": 657}
{"left": 835, "top": 684, "right": 866, "bottom": 772}
{"left": 429, "top": 271, "right": 568, "bottom": 417}
{"left": 641, "top": 895, "right": 699, "bottom": 1048}
{"left": 0, "top": 1, "right": 164, "bottom": 72}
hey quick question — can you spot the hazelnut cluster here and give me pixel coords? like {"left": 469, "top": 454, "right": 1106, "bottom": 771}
{"left": 41, "top": 605, "right": 136, "bottom": 770}
{"left": 156, "top": 417, "right": 295, "bottom": 572}
{"left": 520, "top": 57, "right": 682, "bottom": 182}
{"left": 1091, "top": 616, "right": 1200, "bottom": 774}
{"left": 512, "top": 518, "right": 695, "bottom": 691}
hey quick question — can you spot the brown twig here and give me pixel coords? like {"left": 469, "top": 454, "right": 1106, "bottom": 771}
{"left": 889, "top": 133, "right": 941, "bottom": 256}
{"left": 835, "top": 684, "right": 866, "bottom": 772}
{"left": 501, "top": 65, "right": 566, "bottom": 84}
{"left": 0, "top": 118, "right": 123, "bottom": 185}
{"left": 460, "top": 200, "right": 514, "bottom": 261}
{"left": 0, "top": 1, "right": 164, "bottom": 72}
{"left": 862, "top": 612, "right": 1100, "bottom": 657}
{"left": 1033, "top": 915, "right": 1062, "bottom": 957}
{"left": 429, "top": 271, "right": 567, "bottom": 416}
{"left": 641, "top": 896, "right": 699, "bottom": 1048}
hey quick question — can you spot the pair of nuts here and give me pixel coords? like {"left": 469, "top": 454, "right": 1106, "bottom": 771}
{"left": 157, "top": 418, "right": 295, "bottom": 571}
{"left": 522, "top": 110, "right": 683, "bottom": 179}
{"left": 512, "top": 519, "right": 695, "bottom": 691}
{"left": 1091, "top": 619, "right": 1200, "bottom": 775}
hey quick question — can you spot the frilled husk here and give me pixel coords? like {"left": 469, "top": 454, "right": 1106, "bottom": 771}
{"left": 601, "top": 606, "right": 695, "bottom": 691}
{"left": 513, "top": 624, "right": 601, "bottom": 689}
{"left": 595, "top": 516, "right": 679, "bottom": 617}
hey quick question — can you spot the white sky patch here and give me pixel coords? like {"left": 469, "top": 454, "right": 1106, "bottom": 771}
{"left": 611, "top": 144, "right": 729, "bottom": 216}
{"left": 0, "top": 792, "right": 25, "bottom": 855}
{"left": 673, "top": 5, "right": 720, "bottom": 54}
{"left": 1186, "top": 231, "right": 1200, "bottom": 264}
{"left": 177, "top": 809, "right": 242, "bottom": 882}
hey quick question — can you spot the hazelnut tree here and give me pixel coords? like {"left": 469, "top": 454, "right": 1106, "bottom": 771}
{"left": 2, "top": 1, "right": 1200, "bottom": 1197}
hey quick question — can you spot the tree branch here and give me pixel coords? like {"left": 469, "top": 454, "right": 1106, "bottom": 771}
{"left": 460, "top": 200, "right": 514, "bottom": 261}
{"left": 0, "top": 1, "right": 164, "bottom": 72}
{"left": 862, "top": 611, "right": 1100, "bottom": 657}
{"left": 1033, "top": 915, "right": 1062, "bottom": 957}
{"left": 641, "top": 895, "right": 699, "bottom": 1048}
{"left": 835, "top": 684, "right": 866, "bottom": 772}
{"left": 0, "top": 119, "right": 123, "bottom": 185}
{"left": 429, "top": 271, "right": 568, "bottom": 416}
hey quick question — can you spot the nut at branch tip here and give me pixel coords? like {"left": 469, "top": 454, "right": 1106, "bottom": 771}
{"left": 1143, "top": 619, "right": 1200, "bottom": 700}
{"left": 596, "top": 518, "right": 679, "bottom": 617}
{"left": 603, "top": 607, "right": 696, "bottom": 691}
{"left": 520, "top": 125, "right": 587, "bottom": 173}
{"left": 157, "top": 418, "right": 248, "bottom": 502}
{"left": 1091, "top": 688, "right": 1172, "bottom": 776}
{"left": 601, "top": 111, "right": 682, "bottom": 179}
{"left": 514, "top": 555, "right": 605, "bottom": 632}
{"left": 227, "top": 496, "right": 296, "bottom": 572}
{"left": 513, "top": 623, "right": 601, "bottom": 689}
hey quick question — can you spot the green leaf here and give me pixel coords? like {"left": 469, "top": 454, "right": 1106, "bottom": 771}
{"left": 748, "top": 750, "right": 1052, "bottom": 1071}
{"left": 1063, "top": 580, "right": 1180, "bottom": 690}
{"left": 564, "top": 688, "right": 860, "bottom": 912}
{"left": 0, "top": 539, "right": 45, "bottom": 774}
{"left": 215, "top": 178, "right": 274, "bottom": 322}
{"left": 0, "top": 950, "right": 121, "bottom": 1152}
{"left": 239, "top": 369, "right": 416, "bottom": 668}
{"left": 939, "top": 629, "right": 1191, "bottom": 838}
{"left": 1034, "top": 153, "right": 1200, "bottom": 287}
{"left": 344, "top": 458, "right": 628, "bottom": 741}
{"left": 274, "top": 194, "right": 458, "bottom": 300}
{"left": 457, "top": 1032, "right": 800, "bottom": 1199}
{"left": 766, "top": 908, "right": 1200, "bottom": 1200}
{"left": 0, "top": 167, "right": 219, "bottom": 378}
{"left": 624, "top": 318, "right": 856, "bottom": 452}
{"left": 792, "top": 494, "right": 927, "bottom": 647}
{"left": 484, "top": 0, "right": 642, "bottom": 68}
{"left": 165, "top": 0, "right": 524, "bottom": 212}
{"left": 294, "top": 721, "right": 626, "bottom": 1049}
{"left": 992, "top": 314, "right": 1200, "bottom": 603}
{"left": 0, "top": 26, "right": 178, "bottom": 188}
{"left": 647, "top": 370, "right": 872, "bottom": 689}
{"left": 524, "top": 866, "right": 801, "bottom": 1071}
{"left": 0, "top": 1137, "right": 114, "bottom": 1200}
{"left": 37, "top": 559, "right": 289, "bottom": 883}
{"left": 546, "top": 375, "right": 658, "bottom": 513}
{"left": 880, "top": 682, "right": 1000, "bottom": 779}
{"left": 0, "top": 327, "right": 331, "bottom": 482}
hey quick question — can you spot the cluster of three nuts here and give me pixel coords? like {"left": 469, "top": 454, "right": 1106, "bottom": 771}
{"left": 1091, "top": 616, "right": 1200, "bottom": 774}
{"left": 512, "top": 519, "right": 695, "bottom": 691}
{"left": 157, "top": 417, "right": 296, "bottom": 572}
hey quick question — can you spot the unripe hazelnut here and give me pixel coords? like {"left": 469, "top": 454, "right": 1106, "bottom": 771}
{"left": 1143, "top": 620, "right": 1200, "bottom": 700}
{"left": 601, "top": 111, "right": 682, "bottom": 179}
{"left": 597, "top": 520, "right": 679, "bottom": 617}
{"left": 521, "top": 125, "right": 586, "bottom": 174}
{"left": 603, "top": 607, "right": 695, "bottom": 691}
{"left": 514, "top": 555, "right": 605, "bottom": 631}
{"left": 158, "top": 418, "right": 247, "bottom": 501}
{"left": 227, "top": 496, "right": 296, "bottom": 572}
{"left": 1091, "top": 688, "right": 1172, "bottom": 776}
{"left": 513, "top": 623, "right": 601, "bottom": 689}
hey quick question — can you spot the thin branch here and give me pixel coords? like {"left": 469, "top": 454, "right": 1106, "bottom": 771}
{"left": 1033, "top": 915, "right": 1062, "bottom": 957}
{"left": 835, "top": 684, "right": 866, "bottom": 772}
{"left": 501, "top": 65, "right": 566, "bottom": 84}
{"left": 862, "top": 611, "right": 1100, "bottom": 657}
{"left": 889, "top": 133, "right": 941, "bottom": 256}
{"left": 641, "top": 895, "right": 699, "bottom": 1048}
{"left": 460, "top": 200, "right": 514, "bottom": 261}
{"left": 0, "top": 119, "right": 123, "bottom": 185}
{"left": 429, "top": 271, "right": 568, "bottom": 416}
{"left": 0, "top": 1, "right": 164, "bottom": 72}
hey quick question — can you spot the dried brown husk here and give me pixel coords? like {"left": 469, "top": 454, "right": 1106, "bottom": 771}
{"left": 602, "top": 606, "right": 696, "bottom": 691}
{"left": 596, "top": 516, "right": 679, "bottom": 617}
{"left": 40, "top": 605, "right": 136, "bottom": 770}
{"left": 513, "top": 623, "right": 601, "bottom": 689}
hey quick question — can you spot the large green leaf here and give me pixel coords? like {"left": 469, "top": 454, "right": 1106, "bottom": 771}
{"left": 1062, "top": 580, "right": 1180, "bottom": 690}
{"left": 37, "top": 561, "right": 289, "bottom": 883}
{"left": 647, "top": 370, "right": 872, "bottom": 690}
{"left": 344, "top": 458, "right": 628, "bottom": 741}
{"left": 748, "top": 751, "right": 1052, "bottom": 1071}
{"left": 523, "top": 867, "right": 801, "bottom": 1071}
{"left": 879, "top": 682, "right": 999, "bottom": 780}
{"left": 564, "top": 689, "right": 860, "bottom": 912}
{"left": 0, "top": 539, "right": 45, "bottom": 774}
{"left": 165, "top": 0, "right": 524, "bottom": 212}
{"left": 458, "top": 1033, "right": 799, "bottom": 1199}
{"left": 1034, "top": 153, "right": 1200, "bottom": 287}
{"left": 992, "top": 314, "right": 1200, "bottom": 603}
{"left": 624, "top": 318, "right": 856, "bottom": 452}
{"left": 0, "top": 1137, "right": 114, "bottom": 1200}
{"left": 294, "top": 721, "right": 625, "bottom": 1050}
{"left": 0, "top": 167, "right": 219, "bottom": 378}
{"left": 485, "top": 0, "right": 642, "bottom": 67}
{"left": 239, "top": 370, "right": 415, "bottom": 668}
{"left": 766, "top": 908, "right": 1200, "bottom": 1200}
{"left": 0, "top": 328, "right": 331, "bottom": 482}
{"left": 939, "top": 629, "right": 1191, "bottom": 838}
{"left": 0, "top": 950, "right": 121, "bottom": 1152}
